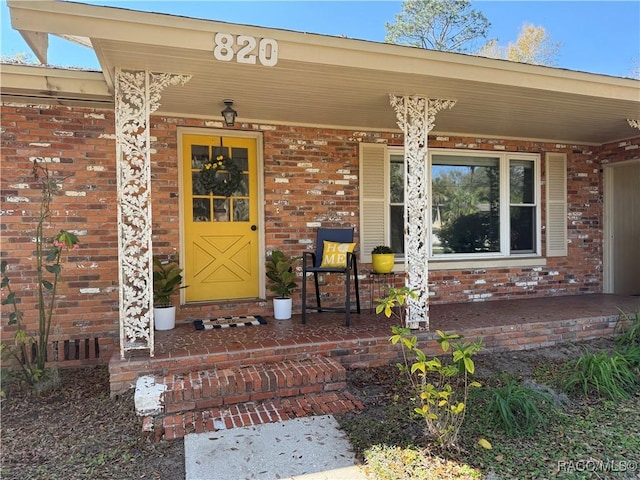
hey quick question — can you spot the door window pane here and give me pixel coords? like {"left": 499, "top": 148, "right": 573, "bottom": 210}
{"left": 191, "top": 145, "right": 208, "bottom": 169}
{"left": 231, "top": 147, "right": 249, "bottom": 171}
{"left": 233, "top": 199, "right": 250, "bottom": 221}
{"left": 192, "top": 172, "right": 208, "bottom": 195}
{"left": 193, "top": 198, "right": 210, "bottom": 222}
{"left": 236, "top": 172, "right": 249, "bottom": 196}
{"left": 214, "top": 198, "right": 230, "bottom": 222}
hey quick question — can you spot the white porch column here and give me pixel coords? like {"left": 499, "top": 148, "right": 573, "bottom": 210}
{"left": 389, "top": 95, "right": 456, "bottom": 330}
{"left": 115, "top": 69, "right": 191, "bottom": 357}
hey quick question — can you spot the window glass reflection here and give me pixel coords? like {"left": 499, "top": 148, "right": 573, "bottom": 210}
{"left": 214, "top": 198, "right": 230, "bottom": 222}
{"left": 234, "top": 199, "right": 250, "bottom": 221}
{"left": 193, "top": 198, "right": 210, "bottom": 222}
{"left": 432, "top": 156, "right": 501, "bottom": 254}
{"left": 191, "top": 145, "right": 208, "bottom": 169}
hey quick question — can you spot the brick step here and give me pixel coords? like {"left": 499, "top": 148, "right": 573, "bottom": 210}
{"left": 135, "top": 356, "right": 348, "bottom": 418}
{"left": 142, "top": 390, "right": 365, "bottom": 441}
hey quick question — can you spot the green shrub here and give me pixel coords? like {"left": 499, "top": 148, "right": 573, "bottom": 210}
{"left": 563, "top": 350, "right": 639, "bottom": 400}
{"left": 615, "top": 309, "right": 640, "bottom": 346}
{"left": 379, "top": 287, "right": 489, "bottom": 450}
{"left": 484, "top": 379, "right": 557, "bottom": 435}
{"left": 390, "top": 326, "right": 484, "bottom": 449}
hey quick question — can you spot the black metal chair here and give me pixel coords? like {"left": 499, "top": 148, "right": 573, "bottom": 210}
{"left": 301, "top": 228, "right": 361, "bottom": 326}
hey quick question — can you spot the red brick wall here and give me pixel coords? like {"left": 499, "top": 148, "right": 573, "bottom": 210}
{"left": 0, "top": 104, "right": 119, "bottom": 363}
{"left": 2, "top": 103, "right": 638, "bottom": 363}
{"left": 426, "top": 137, "right": 605, "bottom": 303}
{"left": 597, "top": 137, "right": 640, "bottom": 164}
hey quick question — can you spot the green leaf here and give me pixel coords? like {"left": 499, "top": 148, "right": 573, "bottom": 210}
{"left": 42, "top": 280, "right": 53, "bottom": 290}
{"left": 2, "top": 292, "right": 15, "bottom": 305}
{"left": 414, "top": 407, "right": 427, "bottom": 416}
{"left": 15, "top": 329, "right": 27, "bottom": 343}
{"left": 464, "top": 357, "right": 475, "bottom": 374}
{"left": 478, "top": 438, "right": 492, "bottom": 449}
{"left": 0, "top": 260, "right": 7, "bottom": 274}
{"left": 46, "top": 264, "right": 61, "bottom": 274}
{"left": 411, "top": 362, "right": 426, "bottom": 374}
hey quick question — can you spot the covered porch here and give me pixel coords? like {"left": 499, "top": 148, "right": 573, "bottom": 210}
{"left": 5, "top": 0, "right": 640, "bottom": 366}
{"left": 110, "top": 293, "right": 640, "bottom": 394}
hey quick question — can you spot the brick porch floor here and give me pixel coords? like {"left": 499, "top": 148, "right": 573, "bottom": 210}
{"left": 111, "top": 293, "right": 639, "bottom": 393}
{"left": 114, "top": 293, "right": 639, "bottom": 441}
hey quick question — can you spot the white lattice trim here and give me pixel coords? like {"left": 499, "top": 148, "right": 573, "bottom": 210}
{"left": 389, "top": 95, "right": 456, "bottom": 330}
{"left": 115, "top": 69, "right": 191, "bottom": 358}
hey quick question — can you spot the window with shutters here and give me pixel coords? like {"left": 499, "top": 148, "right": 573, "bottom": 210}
{"left": 430, "top": 149, "right": 540, "bottom": 258}
{"left": 361, "top": 145, "right": 544, "bottom": 262}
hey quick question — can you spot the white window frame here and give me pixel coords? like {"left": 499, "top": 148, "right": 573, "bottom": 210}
{"left": 385, "top": 148, "right": 542, "bottom": 264}
{"left": 428, "top": 148, "right": 541, "bottom": 260}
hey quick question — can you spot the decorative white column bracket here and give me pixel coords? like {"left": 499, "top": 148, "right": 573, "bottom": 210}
{"left": 389, "top": 95, "right": 456, "bottom": 330}
{"left": 115, "top": 69, "right": 191, "bottom": 358}
{"left": 628, "top": 119, "right": 640, "bottom": 130}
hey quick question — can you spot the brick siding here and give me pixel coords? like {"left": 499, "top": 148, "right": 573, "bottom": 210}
{"left": 1, "top": 102, "right": 638, "bottom": 363}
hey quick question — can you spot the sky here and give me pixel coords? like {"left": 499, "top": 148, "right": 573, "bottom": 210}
{"left": 1, "top": 1, "right": 639, "bottom": 78}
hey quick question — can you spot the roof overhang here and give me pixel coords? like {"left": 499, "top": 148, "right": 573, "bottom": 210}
{"left": 6, "top": 0, "right": 640, "bottom": 145}
{"left": 0, "top": 63, "right": 112, "bottom": 107}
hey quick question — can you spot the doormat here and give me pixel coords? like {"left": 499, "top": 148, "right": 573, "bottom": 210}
{"left": 194, "top": 315, "right": 266, "bottom": 330}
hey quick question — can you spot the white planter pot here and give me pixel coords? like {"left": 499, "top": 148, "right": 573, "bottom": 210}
{"left": 153, "top": 305, "right": 176, "bottom": 330}
{"left": 273, "top": 297, "right": 292, "bottom": 320}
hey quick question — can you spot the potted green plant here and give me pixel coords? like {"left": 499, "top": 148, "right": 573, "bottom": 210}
{"left": 371, "top": 245, "right": 395, "bottom": 274}
{"left": 265, "top": 250, "right": 299, "bottom": 320}
{"left": 152, "top": 256, "right": 187, "bottom": 330}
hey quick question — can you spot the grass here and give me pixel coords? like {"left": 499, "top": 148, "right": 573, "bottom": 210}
{"left": 337, "top": 344, "right": 640, "bottom": 480}
{"left": 563, "top": 349, "right": 639, "bottom": 400}
{"left": 481, "top": 377, "right": 557, "bottom": 436}
{"left": 615, "top": 309, "right": 640, "bottom": 347}
{"left": 463, "top": 390, "right": 640, "bottom": 479}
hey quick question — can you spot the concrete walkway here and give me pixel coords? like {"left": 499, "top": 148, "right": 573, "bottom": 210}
{"left": 184, "top": 415, "right": 368, "bottom": 480}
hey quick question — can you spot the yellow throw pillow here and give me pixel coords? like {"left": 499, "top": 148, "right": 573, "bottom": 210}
{"left": 320, "top": 241, "right": 356, "bottom": 268}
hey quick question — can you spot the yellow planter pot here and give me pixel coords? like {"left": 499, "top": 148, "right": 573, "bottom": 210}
{"left": 372, "top": 253, "right": 395, "bottom": 273}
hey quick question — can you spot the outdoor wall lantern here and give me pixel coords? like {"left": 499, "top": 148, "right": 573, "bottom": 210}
{"left": 221, "top": 99, "right": 237, "bottom": 127}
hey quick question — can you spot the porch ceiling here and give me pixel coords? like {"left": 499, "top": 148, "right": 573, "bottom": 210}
{"left": 7, "top": 0, "right": 640, "bottom": 145}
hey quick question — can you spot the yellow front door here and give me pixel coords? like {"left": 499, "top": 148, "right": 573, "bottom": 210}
{"left": 182, "top": 134, "right": 259, "bottom": 302}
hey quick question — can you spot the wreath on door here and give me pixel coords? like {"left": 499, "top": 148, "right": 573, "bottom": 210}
{"left": 197, "top": 141, "right": 243, "bottom": 197}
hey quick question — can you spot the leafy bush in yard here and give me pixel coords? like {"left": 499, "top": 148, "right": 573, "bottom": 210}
{"left": 389, "top": 326, "right": 486, "bottom": 449}
{"left": 378, "top": 287, "right": 488, "bottom": 450}
{"left": 563, "top": 349, "right": 639, "bottom": 400}
{"left": 484, "top": 378, "right": 558, "bottom": 435}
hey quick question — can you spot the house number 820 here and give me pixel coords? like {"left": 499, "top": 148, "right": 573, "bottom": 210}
{"left": 213, "top": 33, "right": 279, "bottom": 67}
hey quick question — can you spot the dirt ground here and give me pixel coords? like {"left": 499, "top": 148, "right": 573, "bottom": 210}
{"left": 0, "top": 337, "right": 618, "bottom": 480}
{"left": 0, "top": 366, "right": 185, "bottom": 480}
